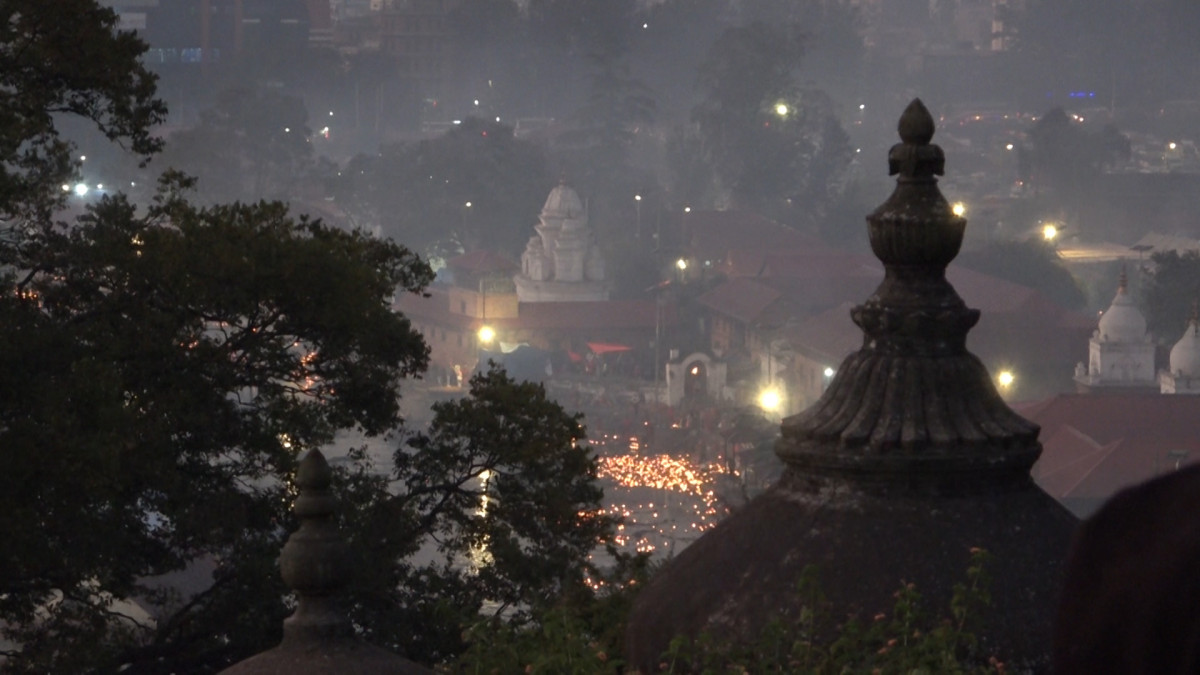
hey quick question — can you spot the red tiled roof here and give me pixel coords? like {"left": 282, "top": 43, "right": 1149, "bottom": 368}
{"left": 393, "top": 285, "right": 672, "bottom": 331}
{"left": 684, "top": 211, "right": 823, "bottom": 262}
{"left": 1025, "top": 394, "right": 1200, "bottom": 502}
{"left": 447, "top": 251, "right": 517, "bottom": 274}
{"left": 695, "top": 278, "right": 782, "bottom": 324}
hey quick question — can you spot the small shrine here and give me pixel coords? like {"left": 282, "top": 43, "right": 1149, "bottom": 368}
{"left": 1161, "top": 307, "right": 1200, "bottom": 394}
{"left": 1074, "top": 271, "right": 1157, "bottom": 392}
{"left": 513, "top": 179, "right": 609, "bottom": 303}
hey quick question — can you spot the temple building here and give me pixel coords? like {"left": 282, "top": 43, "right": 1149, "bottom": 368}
{"left": 513, "top": 180, "right": 609, "bottom": 303}
{"left": 1074, "top": 272, "right": 1157, "bottom": 393}
{"left": 1160, "top": 311, "right": 1200, "bottom": 394}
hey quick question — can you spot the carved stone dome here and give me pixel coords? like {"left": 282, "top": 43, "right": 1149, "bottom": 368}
{"left": 1170, "top": 320, "right": 1200, "bottom": 376}
{"left": 541, "top": 182, "right": 585, "bottom": 222}
{"left": 1098, "top": 284, "right": 1146, "bottom": 343}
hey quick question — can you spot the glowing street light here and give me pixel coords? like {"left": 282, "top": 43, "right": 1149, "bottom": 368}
{"left": 675, "top": 258, "right": 688, "bottom": 271}
{"left": 775, "top": 103, "right": 789, "bottom": 117}
{"left": 73, "top": 183, "right": 88, "bottom": 196}
{"left": 997, "top": 370, "right": 1015, "bottom": 389}
{"left": 823, "top": 366, "right": 835, "bottom": 378}
{"left": 758, "top": 387, "right": 782, "bottom": 413}
{"left": 1043, "top": 223, "right": 1058, "bottom": 242}
{"left": 951, "top": 202, "right": 966, "bottom": 217}
{"left": 477, "top": 325, "right": 495, "bottom": 344}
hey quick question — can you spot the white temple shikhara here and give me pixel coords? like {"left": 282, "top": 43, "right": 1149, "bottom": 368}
{"left": 513, "top": 180, "right": 609, "bottom": 303}
{"left": 1161, "top": 309, "right": 1200, "bottom": 394}
{"left": 1074, "top": 271, "right": 1156, "bottom": 391}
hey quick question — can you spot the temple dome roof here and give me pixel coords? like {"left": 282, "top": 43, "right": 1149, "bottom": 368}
{"left": 541, "top": 182, "right": 585, "bottom": 221}
{"left": 1171, "top": 320, "right": 1200, "bottom": 376}
{"left": 1098, "top": 284, "right": 1146, "bottom": 343}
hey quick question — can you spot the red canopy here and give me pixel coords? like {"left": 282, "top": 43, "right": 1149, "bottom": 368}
{"left": 588, "top": 342, "right": 632, "bottom": 355}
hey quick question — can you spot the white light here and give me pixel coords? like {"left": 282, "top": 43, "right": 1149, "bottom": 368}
{"left": 952, "top": 202, "right": 966, "bottom": 217}
{"left": 1043, "top": 224, "right": 1058, "bottom": 241}
{"left": 859, "top": 104, "right": 866, "bottom": 110}
{"left": 1169, "top": 142, "right": 1178, "bottom": 150}
{"left": 635, "top": 194, "right": 642, "bottom": 201}
{"left": 464, "top": 201, "right": 472, "bottom": 208}
{"left": 676, "top": 258, "right": 688, "bottom": 270}
{"left": 61, "top": 184, "right": 70, "bottom": 192}
{"left": 495, "top": 116, "right": 501, "bottom": 122}
{"left": 96, "top": 183, "right": 103, "bottom": 190}
{"left": 477, "top": 325, "right": 495, "bottom": 343}
{"left": 453, "top": 120, "right": 462, "bottom": 125}
{"left": 74, "top": 183, "right": 88, "bottom": 196}
{"left": 823, "top": 367, "right": 835, "bottom": 378}
{"left": 329, "top": 111, "right": 334, "bottom": 116}
{"left": 473, "top": 99, "right": 479, "bottom": 106}
{"left": 79, "top": 155, "right": 86, "bottom": 161}
{"left": 284, "top": 127, "right": 290, "bottom": 133}
{"left": 758, "top": 388, "right": 782, "bottom": 412}
{"left": 998, "top": 370, "right": 1015, "bottom": 388}
{"left": 684, "top": 206, "right": 691, "bottom": 213}
{"left": 1006, "top": 143, "right": 1014, "bottom": 150}
{"left": 775, "top": 103, "right": 788, "bottom": 116}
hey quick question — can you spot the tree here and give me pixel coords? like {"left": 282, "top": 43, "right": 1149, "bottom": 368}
{"left": 1142, "top": 249, "right": 1200, "bottom": 344}
{"left": 1, "top": 176, "right": 434, "bottom": 671}
{"left": 955, "top": 239, "right": 1087, "bottom": 311}
{"left": 157, "top": 86, "right": 316, "bottom": 204}
{"left": 0, "top": 0, "right": 165, "bottom": 235}
{"left": 346, "top": 365, "right": 616, "bottom": 662}
{"left": 691, "top": 22, "right": 853, "bottom": 224}
{"left": 336, "top": 118, "right": 552, "bottom": 257}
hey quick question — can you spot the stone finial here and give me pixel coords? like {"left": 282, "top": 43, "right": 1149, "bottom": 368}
{"left": 278, "top": 449, "right": 353, "bottom": 643}
{"left": 777, "top": 98, "right": 1039, "bottom": 482}
{"left": 1119, "top": 265, "right": 1129, "bottom": 294}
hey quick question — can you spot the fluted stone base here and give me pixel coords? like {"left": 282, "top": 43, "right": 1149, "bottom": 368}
{"left": 625, "top": 468, "right": 1076, "bottom": 672}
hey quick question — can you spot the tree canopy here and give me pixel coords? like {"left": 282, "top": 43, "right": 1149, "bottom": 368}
{"left": 0, "top": 4, "right": 616, "bottom": 670}
{"left": 336, "top": 118, "right": 552, "bottom": 258}
{"left": 1142, "top": 250, "right": 1200, "bottom": 345}
{"left": 0, "top": 0, "right": 165, "bottom": 232}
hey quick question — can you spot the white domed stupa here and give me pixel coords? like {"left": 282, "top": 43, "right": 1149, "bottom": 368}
{"left": 1075, "top": 270, "right": 1157, "bottom": 392}
{"left": 1161, "top": 307, "right": 1200, "bottom": 394}
{"left": 514, "top": 179, "right": 609, "bottom": 302}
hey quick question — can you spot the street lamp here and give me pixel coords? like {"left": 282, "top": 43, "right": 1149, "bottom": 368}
{"left": 758, "top": 387, "right": 782, "bottom": 413}
{"left": 635, "top": 194, "right": 642, "bottom": 238}
{"left": 477, "top": 325, "right": 495, "bottom": 345}
{"left": 1042, "top": 223, "right": 1058, "bottom": 242}
{"left": 775, "top": 103, "right": 789, "bottom": 117}
{"left": 951, "top": 201, "right": 966, "bottom": 217}
{"left": 997, "top": 370, "right": 1015, "bottom": 389}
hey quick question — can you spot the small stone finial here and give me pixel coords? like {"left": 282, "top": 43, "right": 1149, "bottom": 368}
{"left": 1118, "top": 266, "right": 1129, "bottom": 294}
{"left": 278, "top": 449, "right": 353, "bottom": 643}
{"left": 897, "top": 98, "right": 935, "bottom": 145}
{"left": 888, "top": 98, "right": 945, "bottom": 179}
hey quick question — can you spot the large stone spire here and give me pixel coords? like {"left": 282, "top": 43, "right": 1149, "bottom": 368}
{"left": 624, "top": 100, "right": 1077, "bottom": 672}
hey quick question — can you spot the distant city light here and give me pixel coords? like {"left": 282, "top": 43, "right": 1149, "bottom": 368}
{"left": 998, "top": 370, "right": 1015, "bottom": 388}
{"left": 464, "top": 201, "right": 472, "bottom": 208}
{"left": 477, "top": 325, "right": 495, "bottom": 343}
{"left": 473, "top": 99, "right": 479, "bottom": 106}
{"left": 284, "top": 127, "right": 290, "bottom": 133}
{"left": 683, "top": 206, "right": 691, "bottom": 213}
{"left": 61, "top": 184, "right": 70, "bottom": 192}
{"left": 859, "top": 103, "right": 866, "bottom": 110}
{"left": 952, "top": 202, "right": 966, "bottom": 217}
{"left": 1169, "top": 142, "right": 1178, "bottom": 150}
{"left": 73, "top": 183, "right": 88, "bottom": 196}
{"left": 823, "top": 367, "right": 835, "bottom": 378}
{"left": 775, "top": 103, "right": 789, "bottom": 117}
{"left": 1006, "top": 143, "right": 1014, "bottom": 150}
{"left": 79, "top": 155, "right": 86, "bottom": 161}
{"left": 676, "top": 258, "right": 688, "bottom": 271}
{"left": 1043, "top": 223, "right": 1058, "bottom": 241}
{"left": 635, "top": 194, "right": 642, "bottom": 202}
